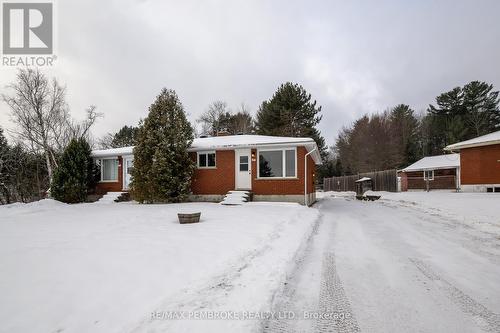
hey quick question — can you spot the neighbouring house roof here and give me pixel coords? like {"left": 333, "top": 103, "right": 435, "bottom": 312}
{"left": 445, "top": 130, "right": 500, "bottom": 151}
{"left": 355, "top": 177, "right": 371, "bottom": 182}
{"left": 91, "top": 135, "right": 322, "bottom": 164}
{"left": 400, "top": 154, "right": 460, "bottom": 172}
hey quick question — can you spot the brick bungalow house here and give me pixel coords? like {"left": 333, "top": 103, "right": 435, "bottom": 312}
{"left": 445, "top": 130, "right": 500, "bottom": 192}
{"left": 399, "top": 154, "right": 460, "bottom": 191}
{"left": 91, "top": 135, "right": 321, "bottom": 205}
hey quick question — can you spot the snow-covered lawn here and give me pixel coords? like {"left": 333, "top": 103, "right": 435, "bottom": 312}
{"left": 0, "top": 200, "right": 319, "bottom": 333}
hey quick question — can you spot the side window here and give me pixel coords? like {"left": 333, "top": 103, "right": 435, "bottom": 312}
{"left": 198, "top": 152, "right": 216, "bottom": 168}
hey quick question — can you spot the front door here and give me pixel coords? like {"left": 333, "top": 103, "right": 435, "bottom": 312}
{"left": 235, "top": 149, "right": 252, "bottom": 190}
{"left": 123, "top": 157, "right": 134, "bottom": 190}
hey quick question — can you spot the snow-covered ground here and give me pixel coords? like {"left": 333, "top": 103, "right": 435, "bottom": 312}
{"left": 0, "top": 200, "right": 319, "bottom": 333}
{"left": 2, "top": 191, "right": 500, "bottom": 333}
{"left": 368, "top": 190, "right": 500, "bottom": 234}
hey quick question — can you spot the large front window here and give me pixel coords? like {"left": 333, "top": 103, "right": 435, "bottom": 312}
{"left": 258, "top": 149, "right": 296, "bottom": 178}
{"left": 99, "top": 158, "right": 119, "bottom": 181}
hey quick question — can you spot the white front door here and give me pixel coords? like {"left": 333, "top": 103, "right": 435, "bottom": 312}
{"left": 123, "top": 157, "right": 134, "bottom": 190}
{"left": 235, "top": 149, "right": 252, "bottom": 190}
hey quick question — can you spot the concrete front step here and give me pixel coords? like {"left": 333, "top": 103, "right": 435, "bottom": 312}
{"left": 220, "top": 190, "right": 252, "bottom": 205}
{"left": 96, "top": 192, "right": 126, "bottom": 204}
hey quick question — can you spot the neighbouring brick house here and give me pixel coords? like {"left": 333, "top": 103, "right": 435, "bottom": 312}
{"left": 91, "top": 135, "right": 321, "bottom": 205}
{"left": 398, "top": 154, "right": 460, "bottom": 191}
{"left": 445, "top": 130, "right": 500, "bottom": 192}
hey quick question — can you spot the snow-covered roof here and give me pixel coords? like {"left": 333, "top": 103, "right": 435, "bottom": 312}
{"left": 355, "top": 177, "right": 371, "bottom": 182}
{"left": 92, "top": 146, "right": 134, "bottom": 158}
{"left": 91, "top": 135, "right": 322, "bottom": 164}
{"left": 445, "top": 130, "right": 500, "bottom": 151}
{"left": 401, "top": 154, "right": 460, "bottom": 172}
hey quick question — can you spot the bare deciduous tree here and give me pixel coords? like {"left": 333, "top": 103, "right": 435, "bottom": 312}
{"left": 197, "top": 101, "right": 255, "bottom": 136}
{"left": 230, "top": 103, "right": 254, "bottom": 134}
{"left": 2, "top": 68, "right": 100, "bottom": 182}
{"left": 197, "top": 100, "right": 229, "bottom": 136}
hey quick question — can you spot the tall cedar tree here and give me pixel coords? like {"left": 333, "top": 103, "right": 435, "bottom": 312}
{"left": 51, "top": 138, "right": 98, "bottom": 203}
{"left": 255, "top": 82, "right": 326, "bottom": 157}
{"left": 132, "top": 89, "right": 195, "bottom": 203}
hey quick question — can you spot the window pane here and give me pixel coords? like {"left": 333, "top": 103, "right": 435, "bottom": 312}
{"left": 259, "top": 151, "right": 283, "bottom": 177}
{"left": 240, "top": 156, "right": 249, "bottom": 171}
{"left": 102, "top": 159, "right": 118, "bottom": 181}
{"left": 285, "top": 150, "right": 296, "bottom": 177}
{"left": 126, "top": 160, "right": 134, "bottom": 174}
{"left": 199, "top": 154, "right": 207, "bottom": 167}
{"left": 207, "top": 153, "right": 216, "bottom": 167}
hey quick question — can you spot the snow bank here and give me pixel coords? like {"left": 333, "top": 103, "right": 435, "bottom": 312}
{"left": 0, "top": 201, "right": 319, "bottom": 333}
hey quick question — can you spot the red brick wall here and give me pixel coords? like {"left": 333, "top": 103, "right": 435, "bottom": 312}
{"left": 399, "top": 172, "right": 408, "bottom": 191}
{"left": 190, "top": 146, "right": 316, "bottom": 195}
{"left": 251, "top": 147, "right": 316, "bottom": 195}
{"left": 95, "top": 156, "right": 123, "bottom": 194}
{"left": 190, "top": 150, "right": 235, "bottom": 195}
{"left": 403, "top": 168, "right": 457, "bottom": 190}
{"left": 461, "top": 144, "right": 500, "bottom": 185}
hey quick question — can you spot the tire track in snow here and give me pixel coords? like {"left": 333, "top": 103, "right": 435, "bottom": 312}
{"left": 262, "top": 213, "right": 322, "bottom": 333}
{"left": 316, "top": 252, "right": 360, "bottom": 333}
{"left": 410, "top": 258, "right": 500, "bottom": 332}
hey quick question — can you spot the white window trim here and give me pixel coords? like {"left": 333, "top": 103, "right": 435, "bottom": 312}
{"left": 122, "top": 156, "right": 134, "bottom": 190}
{"left": 197, "top": 151, "right": 216, "bottom": 169}
{"left": 424, "top": 170, "right": 434, "bottom": 181}
{"left": 257, "top": 147, "right": 298, "bottom": 179}
{"left": 97, "top": 157, "right": 119, "bottom": 183}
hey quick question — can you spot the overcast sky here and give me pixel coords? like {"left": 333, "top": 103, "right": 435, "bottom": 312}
{"left": 1, "top": 0, "right": 500, "bottom": 147}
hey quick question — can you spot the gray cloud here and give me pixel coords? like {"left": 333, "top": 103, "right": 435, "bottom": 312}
{"left": 1, "top": 0, "right": 500, "bottom": 147}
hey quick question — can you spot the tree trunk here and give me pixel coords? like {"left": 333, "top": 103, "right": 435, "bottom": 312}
{"left": 45, "top": 150, "right": 53, "bottom": 186}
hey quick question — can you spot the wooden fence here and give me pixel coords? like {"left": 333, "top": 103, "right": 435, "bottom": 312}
{"left": 323, "top": 169, "right": 398, "bottom": 192}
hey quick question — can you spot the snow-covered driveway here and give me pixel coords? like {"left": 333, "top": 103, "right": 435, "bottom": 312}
{"left": 266, "top": 192, "right": 500, "bottom": 333}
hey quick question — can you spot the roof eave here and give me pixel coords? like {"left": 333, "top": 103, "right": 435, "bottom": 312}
{"left": 445, "top": 139, "right": 500, "bottom": 151}
{"left": 401, "top": 165, "right": 459, "bottom": 172}
{"left": 187, "top": 140, "right": 316, "bottom": 152}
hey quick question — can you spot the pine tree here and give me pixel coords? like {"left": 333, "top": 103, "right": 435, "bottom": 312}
{"left": 111, "top": 125, "right": 139, "bottom": 147}
{"left": 131, "top": 88, "right": 195, "bottom": 203}
{"left": 255, "top": 82, "right": 326, "bottom": 156}
{"left": 51, "top": 138, "right": 97, "bottom": 203}
{"left": 428, "top": 81, "right": 500, "bottom": 149}
{"left": 389, "top": 104, "right": 420, "bottom": 167}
